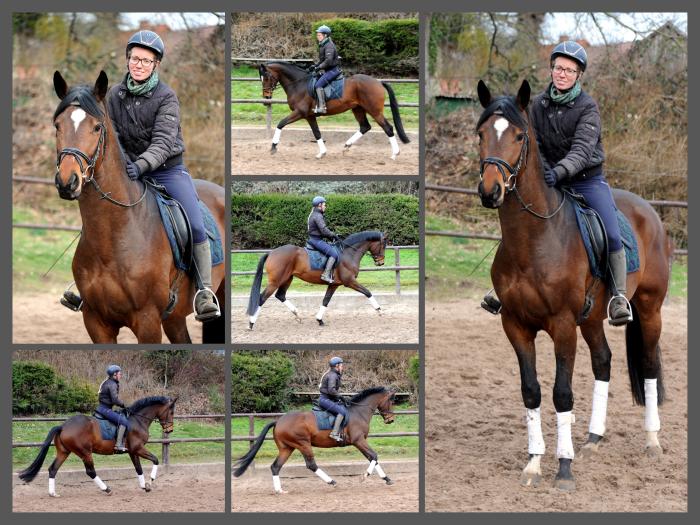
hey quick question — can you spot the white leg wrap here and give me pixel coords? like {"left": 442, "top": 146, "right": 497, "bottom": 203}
{"left": 151, "top": 464, "right": 158, "bottom": 480}
{"left": 346, "top": 130, "right": 364, "bottom": 146}
{"left": 283, "top": 299, "right": 298, "bottom": 315}
{"left": 315, "top": 468, "right": 333, "bottom": 483}
{"left": 368, "top": 295, "right": 380, "bottom": 310}
{"left": 556, "top": 411, "right": 575, "bottom": 459}
{"left": 523, "top": 455, "right": 542, "bottom": 479}
{"left": 389, "top": 135, "right": 400, "bottom": 157}
{"left": 526, "top": 407, "right": 546, "bottom": 455}
{"left": 272, "top": 128, "right": 282, "bottom": 144}
{"left": 249, "top": 305, "right": 261, "bottom": 325}
{"left": 316, "top": 305, "right": 327, "bottom": 321}
{"left": 49, "top": 478, "right": 56, "bottom": 496}
{"left": 317, "top": 139, "right": 327, "bottom": 154}
{"left": 375, "top": 464, "right": 387, "bottom": 479}
{"left": 366, "top": 460, "right": 377, "bottom": 475}
{"left": 93, "top": 476, "right": 108, "bottom": 491}
{"left": 589, "top": 380, "right": 609, "bottom": 436}
{"left": 644, "top": 378, "right": 661, "bottom": 432}
{"left": 138, "top": 474, "right": 146, "bottom": 489}
{"left": 273, "top": 475, "right": 282, "bottom": 493}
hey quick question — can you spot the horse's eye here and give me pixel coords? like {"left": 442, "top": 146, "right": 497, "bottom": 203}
{"left": 516, "top": 133, "right": 525, "bottom": 142}
{"left": 94, "top": 125, "right": 101, "bottom": 133}
{"left": 54, "top": 123, "right": 59, "bottom": 130}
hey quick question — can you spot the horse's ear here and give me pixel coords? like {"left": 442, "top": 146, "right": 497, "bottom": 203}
{"left": 516, "top": 79, "right": 531, "bottom": 110}
{"left": 94, "top": 70, "right": 108, "bottom": 102}
{"left": 170, "top": 396, "right": 179, "bottom": 406}
{"left": 258, "top": 63, "right": 265, "bottom": 76}
{"left": 477, "top": 80, "right": 491, "bottom": 108}
{"left": 54, "top": 71, "right": 68, "bottom": 100}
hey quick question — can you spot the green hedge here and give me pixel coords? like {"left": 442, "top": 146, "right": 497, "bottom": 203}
{"left": 312, "top": 18, "right": 418, "bottom": 76}
{"left": 407, "top": 354, "right": 420, "bottom": 394}
{"left": 231, "top": 352, "right": 295, "bottom": 412}
{"left": 232, "top": 193, "right": 419, "bottom": 249}
{"left": 12, "top": 361, "right": 96, "bottom": 415}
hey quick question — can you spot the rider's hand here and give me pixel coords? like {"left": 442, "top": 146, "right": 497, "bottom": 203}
{"left": 543, "top": 168, "right": 559, "bottom": 187}
{"left": 125, "top": 161, "right": 141, "bottom": 180}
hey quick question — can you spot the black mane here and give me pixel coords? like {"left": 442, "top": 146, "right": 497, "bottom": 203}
{"left": 265, "top": 61, "right": 310, "bottom": 80}
{"left": 344, "top": 230, "right": 383, "bottom": 245}
{"left": 350, "top": 386, "right": 388, "bottom": 403}
{"left": 129, "top": 396, "right": 171, "bottom": 413}
{"left": 475, "top": 94, "right": 528, "bottom": 132}
{"left": 53, "top": 85, "right": 104, "bottom": 121}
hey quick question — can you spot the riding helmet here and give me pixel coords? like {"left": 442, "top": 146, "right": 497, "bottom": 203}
{"left": 312, "top": 196, "right": 326, "bottom": 207}
{"left": 329, "top": 357, "right": 344, "bottom": 367}
{"left": 550, "top": 41, "right": 587, "bottom": 72}
{"left": 126, "top": 30, "right": 165, "bottom": 61}
{"left": 106, "top": 364, "right": 122, "bottom": 377}
{"left": 315, "top": 25, "right": 332, "bottom": 35}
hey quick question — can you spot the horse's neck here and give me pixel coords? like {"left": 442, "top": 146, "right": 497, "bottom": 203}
{"left": 349, "top": 394, "right": 380, "bottom": 423}
{"left": 343, "top": 239, "right": 371, "bottom": 265}
{"left": 274, "top": 65, "right": 303, "bottom": 91}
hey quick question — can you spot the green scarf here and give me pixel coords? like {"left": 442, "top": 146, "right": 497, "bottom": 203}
{"left": 549, "top": 81, "right": 581, "bottom": 105}
{"left": 126, "top": 71, "right": 159, "bottom": 96}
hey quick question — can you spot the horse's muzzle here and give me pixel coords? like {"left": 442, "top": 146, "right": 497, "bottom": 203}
{"left": 374, "top": 258, "right": 385, "bottom": 267}
{"left": 55, "top": 170, "right": 81, "bottom": 200}
{"left": 478, "top": 180, "right": 503, "bottom": 209}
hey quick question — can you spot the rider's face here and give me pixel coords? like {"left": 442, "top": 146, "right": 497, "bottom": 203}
{"left": 316, "top": 32, "right": 325, "bottom": 42}
{"left": 128, "top": 47, "right": 157, "bottom": 82}
{"left": 114, "top": 371, "right": 122, "bottom": 381}
{"left": 551, "top": 56, "right": 580, "bottom": 91}
{"left": 319, "top": 202, "right": 327, "bottom": 212}
{"left": 337, "top": 363, "right": 344, "bottom": 373}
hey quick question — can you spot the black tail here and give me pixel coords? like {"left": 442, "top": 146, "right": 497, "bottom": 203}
{"left": 626, "top": 302, "right": 665, "bottom": 406}
{"left": 18, "top": 425, "right": 62, "bottom": 483}
{"left": 246, "top": 253, "right": 269, "bottom": 316}
{"left": 233, "top": 421, "right": 276, "bottom": 477}
{"left": 382, "top": 82, "right": 410, "bottom": 144}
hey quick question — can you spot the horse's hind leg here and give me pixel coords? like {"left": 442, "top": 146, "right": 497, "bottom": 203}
{"left": 579, "top": 322, "right": 612, "bottom": 458}
{"left": 47, "top": 441, "right": 70, "bottom": 497}
{"left": 344, "top": 107, "right": 371, "bottom": 152}
{"left": 270, "top": 445, "right": 294, "bottom": 494}
{"left": 82, "top": 453, "right": 112, "bottom": 495}
{"left": 316, "top": 284, "right": 339, "bottom": 326}
{"left": 306, "top": 116, "right": 326, "bottom": 159}
{"left": 163, "top": 316, "right": 192, "bottom": 344}
{"left": 275, "top": 277, "right": 300, "bottom": 322}
{"left": 368, "top": 107, "right": 399, "bottom": 160}
{"left": 298, "top": 443, "right": 336, "bottom": 487}
{"left": 249, "top": 283, "right": 279, "bottom": 329}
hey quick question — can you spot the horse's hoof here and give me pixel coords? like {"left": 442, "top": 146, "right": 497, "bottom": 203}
{"left": 329, "top": 480, "right": 337, "bottom": 487}
{"left": 248, "top": 322, "right": 254, "bottom": 330}
{"left": 553, "top": 477, "right": 576, "bottom": 492}
{"left": 144, "top": 483, "right": 151, "bottom": 492}
{"left": 104, "top": 487, "right": 113, "bottom": 496}
{"left": 646, "top": 445, "right": 663, "bottom": 459}
{"left": 361, "top": 473, "right": 368, "bottom": 482}
{"left": 315, "top": 152, "right": 326, "bottom": 160}
{"left": 274, "top": 489, "right": 288, "bottom": 495}
{"left": 519, "top": 472, "right": 541, "bottom": 488}
{"left": 317, "top": 319, "right": 324, "bottom": 326}
{"left": 270, "top": 146, "right": 278, "bottom": 155}
{"left": 384, "top": 477, "right": 394, "bottom": 486}
{"left": 49, "top": 493, "right": 60, "bottom": 498}
{"left": 579, "top": 442, "right": 600, "bottom": 459}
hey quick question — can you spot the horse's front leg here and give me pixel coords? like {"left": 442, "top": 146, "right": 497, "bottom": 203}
{"left": 129, "top": 452, "right": 151, "bottom": 492}
{"left": 131, "top": 445, "right": 160, "bottom": 489}
{"left": 354, "top": 438, "right": 393, "bottom": 485}
{"left": 502, "top": 317, "right": 543, "bottom": 487}
{"left": 306, "top": 116, "right": 326, "bottom": 159}
{"left": 316, "top": 284, "right": 339, "bottom": 326}
{"left": 271, "top": 110, "right": 304, "bottom": 154}
{"left": 579, "top": 322, "right": 612, "bottom": 458}
{"left": 343, "top": 279, "right": 382, "bottom": 315}
{"left": 130, "top": 308, "right": 164, "bottom": 344}
{"left": 82, "top": 307, "right": 119, "bottom": 343}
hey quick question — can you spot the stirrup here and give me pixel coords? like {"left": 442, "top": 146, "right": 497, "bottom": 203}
{"left": 607, "top": 294, "right": 633, "bottom": 326}
{"left": 60, "top": 282, "right": 82, "bottom": 312}
{"left": 481, "top": 290, "right": 501, "bottom": 315}
{"left": 193, "top": 288, "right": 221, "bottom": 321}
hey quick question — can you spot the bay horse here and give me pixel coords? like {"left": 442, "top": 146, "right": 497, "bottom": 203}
{"left": 233, "top": 387, "right": 396, "bottom": 493}
{"left": 476, "top": 80, "right": 672, "bottom": 491}
{"left": 18, "top": 396, "right": 177, "bottom": 496}
{"left": 52, "top": 71, "right": 226, "bottom": 343}
{"left": 258, "top": 62, "right": 410, "bottom": 160}
{"left": 246, "top": 231, "right": 386, "bottom": 329}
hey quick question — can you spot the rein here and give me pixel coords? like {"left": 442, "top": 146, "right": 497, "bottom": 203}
{"left": 128, "top": 410, "right": 173, "bottom": 432}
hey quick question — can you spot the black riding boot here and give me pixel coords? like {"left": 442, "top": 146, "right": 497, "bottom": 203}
{"left": 321, "top": 256, "right": 336, "bottom": 283}
{"left": 481, "top": 290, "right": 502, "bottom": 315}
{"left": 115, "top": 425, "right": 128, "bottom": 453}
{"left": 608, "top": 248, "right": 633, "bottom": 326}
{"left": 193, "top": 241, "right": 221, "bottom": 322}
{"left": 329, "top": 414, "right": 344, "bottom": 442}
{"left": 315, "top": 87, "right": 327, "bottom": 114}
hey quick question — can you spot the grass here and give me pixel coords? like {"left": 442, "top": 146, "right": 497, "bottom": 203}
{"left": 232, "top": 248, "right": 419, "bottom": 295}
{"left": 231, "top": 402, "right": 418, "bottom": 464}
{"left": 12, "top": 418, "right": 224, "bottom": 470}
{"left": 426, "top": 213, "right": 688, "bottom": 300}
{"left": 232, "top": 66, "right": 419, "bottom": 129}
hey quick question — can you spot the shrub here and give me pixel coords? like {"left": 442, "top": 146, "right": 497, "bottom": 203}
{"left": 407, "top": 354, "right": 420, "bottom": 395}
{"left": 231, "top": 352, "right": 295, "bottom": 412}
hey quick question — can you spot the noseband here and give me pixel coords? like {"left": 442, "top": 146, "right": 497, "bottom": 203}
{"left": 479, "top": 126, "right": 529, "bottom": 193}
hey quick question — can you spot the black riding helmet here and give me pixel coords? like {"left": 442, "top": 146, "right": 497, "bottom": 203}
{"left": 550, "top": 40, "right": 587, "bottom": 72}
{"left": 126, "top": 30, "right": 165, "bottom": 61}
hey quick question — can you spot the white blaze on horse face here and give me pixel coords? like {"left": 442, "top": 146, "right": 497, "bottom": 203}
{"left": 49, "top": 477, "right": 57, "bottom": 496}
{"left": 314, "top": 468, "right": 333, "bottom": 484}
{"left": 644, "top": 378, "right": 661, "bottom": 432}
{"left": 272, "top": 128, "right": 282, "bottom": 145}
{"left": 138, "top": 474, "right": 146, "bottom": 489}
{"left": 71, "top": 108, "right": 87, "bottom": 133}
{"left": 316, "top": 305, "right": 327, "bottom": 321}
{"left": 494, "top": 117, "right": 509, "bottom": 142}
{"left": 556, "top": 411, "right": 575, "bottom": 459}
{"left": 151, "top": 464, "right": 158, "bottom": 480}
{"left": 273, "top": 475, "right": 283, "bottom": 493}
{"left": 526, "top": 407, "right": 545, "bottom": 455}
{"left": 589, "top": 380, "right": 609, "bottom": 436}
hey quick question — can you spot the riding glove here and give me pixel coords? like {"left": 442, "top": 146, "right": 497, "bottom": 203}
{"left": 125, "top": 161, "right": 141, "bottom": 180}
{"left": 544, "top": 168, "right": 560, "bottom": 187}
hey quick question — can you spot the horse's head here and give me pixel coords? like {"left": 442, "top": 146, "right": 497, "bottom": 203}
{"left": 476, "top": 79, "right": 531, "bottom": 209}
{"left": 376, "top": 389, "right": 396, "bottom": 424}
{"left": 155, "top": 396, "right": 178, "bottom": 433}
{"left": 52, "top": 70, "right": 109, "bottom": 200}
{"left": 258, "top": 64, "right": 278, "bottom": 99}
{"left": 368, "top": 233, "right": 387, "bottom": 266}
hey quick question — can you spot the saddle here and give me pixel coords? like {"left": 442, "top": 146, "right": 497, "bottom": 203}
{"left": 92, "top": 412, "right": 119, "bottom": 441}
{"left": 306, "top": 74, "right": 345, "bottom": 101}
{"left": 311, "top": 401, "right": 349, "bottom": 432}
{"left": 304, "top": 240, "right": 344, "bottom": 270}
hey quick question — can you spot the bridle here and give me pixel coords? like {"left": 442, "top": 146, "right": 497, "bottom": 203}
{"left": 128, "top": 409, "right": 174, "bottom": 433}
{"left": 260, "top": 65, "right": 313, "bottom": 97}
{"left": 340, "top": 236, "right": 386, "bottom": 265}
{"left": 348, "top": 392, "right": 396, "bottom": 421}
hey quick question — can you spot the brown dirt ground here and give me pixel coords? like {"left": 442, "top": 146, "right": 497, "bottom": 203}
{"left": 231, "top": 127, "right": 419, "bottom": 176}
{"left": 233, "top": 465, "right": 418, "bottom": 512}
{"left": 425, "top": 297, "right": 687, "bottom": 512}
{"left": 232, "top": 293, "right": 419, "bottom": 344}
{"left": 13, "top": 292, "right": 203, "bottom": 344}
{"left": 13, "top": 466, "right": 225, "bottom": 512}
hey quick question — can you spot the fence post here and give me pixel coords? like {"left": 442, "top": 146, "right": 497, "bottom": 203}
{"left": 162, "top": 430, "right": 170, "bottom": 467}
{"left": 248, "top": 415, "right": 255, "bottom": 469}
{"left": 395, "top": 247, "right": 401, "bottom": 295}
